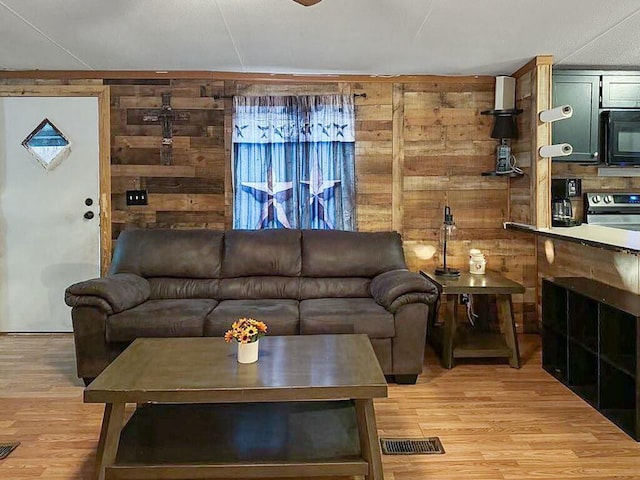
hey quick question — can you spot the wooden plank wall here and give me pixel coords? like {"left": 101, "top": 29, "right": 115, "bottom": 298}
{"left": 511, "top": 69, "right": 533, "bottom": 225}
{"left": 108, "top": 79, "right": 227, "bottom": 237}
{"left": 510, "top": 68, "right": 537, "bottom": 328}
{"left": 399, "top": 80, "right": 534, "bottom": 331}
{"left": 0, "top": 74, "right": 538, "bottom": 331}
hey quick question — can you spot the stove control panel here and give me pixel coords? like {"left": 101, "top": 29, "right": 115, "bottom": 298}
{"left": 586, "top": 192, "right": 640, "bottom": 209}
{"left": 585, "top": 191, "right": 640, "bottom": 227}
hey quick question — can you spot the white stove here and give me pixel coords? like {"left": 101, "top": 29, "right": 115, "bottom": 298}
{"left": 585, "top": 192, "right": 640, "bottom": 231}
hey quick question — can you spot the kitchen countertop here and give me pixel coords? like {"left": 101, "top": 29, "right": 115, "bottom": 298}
{"left": 505, "top": 222, "right": 640, "bottom": 254}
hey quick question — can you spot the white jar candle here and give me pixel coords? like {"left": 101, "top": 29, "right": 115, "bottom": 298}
{"left": 469, "top": 250, "right": 486, "bottom": 275}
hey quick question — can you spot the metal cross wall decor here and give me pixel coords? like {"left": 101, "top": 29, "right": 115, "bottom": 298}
{"left": 142, "top": 93, "right": 190, "bottom": 165}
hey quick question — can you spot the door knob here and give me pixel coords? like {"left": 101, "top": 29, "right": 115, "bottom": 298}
{"left": 84, "top": 211, "right": 95, "bottom": 220}
{"left": 85, "top": 198, "right": 93, "bottom": 206}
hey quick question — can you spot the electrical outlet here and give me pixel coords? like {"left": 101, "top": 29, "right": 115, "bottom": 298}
{"left": 126, "top": 190, "right": 148, "bottom": 206}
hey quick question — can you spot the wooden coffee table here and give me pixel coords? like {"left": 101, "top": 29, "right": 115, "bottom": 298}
{"left": 84, "top": 335, "right": 388, "bottom": 480}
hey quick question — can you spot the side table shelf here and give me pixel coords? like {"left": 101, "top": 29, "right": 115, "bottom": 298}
{"left": 542, "top": 277, "right": 640, "bottom": 441}
{"left": 421, "top": 269, "right": 524, "bottom": 369}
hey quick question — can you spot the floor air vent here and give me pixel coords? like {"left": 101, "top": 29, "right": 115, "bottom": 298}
{"left": 0, "top": 442, "right": 19, "bottom": 460}
{"left": 380, "top": 437, "right": 445, "bottom": 455}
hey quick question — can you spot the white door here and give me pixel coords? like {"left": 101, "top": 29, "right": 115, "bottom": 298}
{"left": 0, "top": 97, "right": 100, "bottom": 332}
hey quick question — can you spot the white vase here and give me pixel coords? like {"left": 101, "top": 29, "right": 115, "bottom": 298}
{"left": 237, "top": 339, "right": 259, "bottom": 364}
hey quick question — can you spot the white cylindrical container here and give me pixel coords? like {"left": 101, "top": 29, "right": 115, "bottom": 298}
{"left": 237, "top": 340, "right": 259, "bottom": 364}
{"left": 469, "top": 249, "right": 486, "bottom": 275}
{"left": 469, "top": 258, "right": 486, "bottom": 274}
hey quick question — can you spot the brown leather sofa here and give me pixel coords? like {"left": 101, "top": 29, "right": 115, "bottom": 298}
{"left": 65, "top": 228, "right": 438, "bottom": 384}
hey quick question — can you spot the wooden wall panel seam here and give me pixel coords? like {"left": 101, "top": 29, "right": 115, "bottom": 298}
{"left": 392, "top": 84, "right": 405, "bottom": 234}
{"left": 535, "top": 64, "right": 552, "bottom": 229}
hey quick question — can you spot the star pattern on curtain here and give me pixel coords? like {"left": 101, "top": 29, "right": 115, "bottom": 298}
{"left": 234, "top": 125, "right": 248, "bottom": 138}
{"left": 232, "top": 95, "right": 355, "bottom": 231}
{"left": 301, "top": 123, "right": 313, "bottom": 135}
{"left": 334, "top": 123, "right": 348, "bottom": 137}
{"left": 241, "top": 164, "right": 293, "bottom": 229}
{"left": 301, "top": 157, "right": 340, "bottom": 229}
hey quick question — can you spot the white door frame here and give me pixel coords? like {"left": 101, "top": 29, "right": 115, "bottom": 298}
{"left": 0, "top": 85, "right": 111, "bottom": 274}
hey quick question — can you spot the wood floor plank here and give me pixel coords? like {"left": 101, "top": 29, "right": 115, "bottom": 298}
{"left": 1, "top": 334, "right": 640, "bottom": 479}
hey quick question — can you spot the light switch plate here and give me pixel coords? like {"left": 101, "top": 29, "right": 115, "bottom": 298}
{"left": 126, "top": 190, "right": 148, "bottom": 206}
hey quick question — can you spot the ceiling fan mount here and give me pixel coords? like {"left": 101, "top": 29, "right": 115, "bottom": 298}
{"left": 293, "top": 0, "right": 323, "bottom": 6}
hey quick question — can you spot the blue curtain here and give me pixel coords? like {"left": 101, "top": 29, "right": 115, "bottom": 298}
{"left": 232, "top": 95, "right": 355, "bottom": 230}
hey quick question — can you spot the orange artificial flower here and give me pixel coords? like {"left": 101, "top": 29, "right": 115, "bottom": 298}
{"left": 224, "top": 318, "right": 268, "bottom": 344}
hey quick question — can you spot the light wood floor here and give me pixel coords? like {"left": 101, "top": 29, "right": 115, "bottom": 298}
{"left": 1, "top": 334, "right": 640, "bottom": 480}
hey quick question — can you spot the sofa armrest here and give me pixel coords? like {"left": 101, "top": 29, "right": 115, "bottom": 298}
{"left": 65, "top": 273, "right": 150, "bottom": 314}
{"left": 370, "top": 269, "right": 439, "bottom": 313}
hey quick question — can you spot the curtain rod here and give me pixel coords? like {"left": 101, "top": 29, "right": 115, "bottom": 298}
{"left": 212, "top": 93, "right": 366, "bottom": 99}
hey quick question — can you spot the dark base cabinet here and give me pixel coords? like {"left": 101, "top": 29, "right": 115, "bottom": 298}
{"left": 542, "top": 277, "right": 640, "bottom": 440}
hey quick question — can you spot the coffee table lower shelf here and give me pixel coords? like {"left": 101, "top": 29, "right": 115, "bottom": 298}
{"left": 106, "top": 401, "right": 368, "bottom": 480}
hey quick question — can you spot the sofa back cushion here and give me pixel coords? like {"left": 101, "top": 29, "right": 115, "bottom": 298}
{"left": 109, "top": 229, "right": 224, "bottom": 279}
{"left": 222, "top": 229, "right": 302, "bottom": 277}
{"left": 302, "top": 230, "right": 406, "bottom": 278}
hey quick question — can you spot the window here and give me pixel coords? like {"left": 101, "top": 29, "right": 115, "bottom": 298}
{"left": 232, "top": 95, "right": 355, "bottom": 230}
{"left": 22, "top": 118, "right": 71, "bottom": 170}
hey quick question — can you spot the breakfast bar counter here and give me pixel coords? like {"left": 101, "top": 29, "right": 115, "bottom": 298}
{"left": 506, "top": 222, "right": 640, "bottom": 298}
{"left": 505, "top": 222, "right": 640, "bottom": 254}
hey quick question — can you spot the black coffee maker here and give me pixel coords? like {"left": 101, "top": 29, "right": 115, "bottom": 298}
{"left": 551, "top": 178, "right": 582, "bottom": 227}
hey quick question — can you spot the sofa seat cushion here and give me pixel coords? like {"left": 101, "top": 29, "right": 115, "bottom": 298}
{"left": 204, "top": 299, "right": 300, "bottom": 336}
{"left": 299, "top": 298, "right": 394, "bottom": 339}
{"left": 106, "top": 299, "right": 217, "bottom": 342}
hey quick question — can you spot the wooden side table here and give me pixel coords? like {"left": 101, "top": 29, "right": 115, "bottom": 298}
{"left": 420, "top": 269, "right": 525, "bottom": 369}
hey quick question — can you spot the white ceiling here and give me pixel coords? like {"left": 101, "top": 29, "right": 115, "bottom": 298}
{"left": 2, "top": 0, "right": 640, "bottom": 75}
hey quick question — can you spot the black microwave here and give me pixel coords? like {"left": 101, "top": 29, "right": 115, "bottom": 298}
{"left": 603, "top": 110, "right": 640, "bottom": 165}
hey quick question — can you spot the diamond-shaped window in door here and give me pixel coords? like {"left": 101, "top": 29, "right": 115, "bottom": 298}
{"left": 22, "top": 118, "right": 71, "bottom": 170}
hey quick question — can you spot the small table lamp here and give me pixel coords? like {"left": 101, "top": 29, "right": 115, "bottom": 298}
{"left": 435, "top": 206, "right": 460, "bottom": 278}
